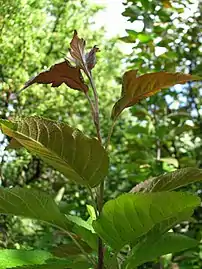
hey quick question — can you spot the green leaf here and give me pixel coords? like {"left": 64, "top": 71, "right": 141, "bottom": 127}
{"left": 7, "top": 258, "right": 91, "bottom": 269}
{"left": 137, "top": 33, "right": 153, "bottom": 43}
{"left": 131, "top": 168, "right": 202, "bottom": 193}
{"left": 93, "top": 192, "right": 200, "bottom": 250}
{"left": 0, "top": 249, "right": 52, "bottom": 269}
{"left": 68, "top": 215, "right": 98, "bottom": 250}
{"left": 124, "top": 233, "right": 198, "bottom": 268}
{"left": 0, "top": 116, "right": 109, "bottom": 187}
{"left": 0, "top": 187, "right": 70, "bottom": 230}
{"left": 111, "top": 71, "right": 201, "bottom": 120}
{"left": 86, "top": 205, "right": 96, "bottom": 221}
{"left": 159, "top": 157, "right": 179, "bottom": 168}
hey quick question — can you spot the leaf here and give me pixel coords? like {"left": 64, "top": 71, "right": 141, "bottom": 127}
{"left": 68, "top": 215, "right": 98, "bottom": 250}
{"left": 69, "top": 30, "right": 86, "bottom": 69}
{"left": 137, "top": 33, "right": 153, "bottom": 43}
{"left": 20, "top": 60, "right": 88, "bottom": 93}
{"left": 0, "top": 117, "right": 109, "bottom": 187}
{"left": 7, "top": 258, "right": 91, "bottom": 269}
{"left": 86, "top": 204, "right": 96, "bottom": 221}
{"left": 162, "top": 0, "right": 172, "bottom": 8}
{"left": 69, "top": 30, "right": 99, "bottom": 72}
{"left": 0, "top": 187, "right": 70, "bottom": 230}
{"left": 0, "top": 249, "right": 52, "bottom": 269}
{"left": 160, "top": 157, "right": 179, "bottom": 168}
{"left": 85, "top": 45, "right": 99, "bottom": 70}
{"left": 124, "top": 233, "right": 198, "bottom": 268}
{"left": 130, "top": 168, "right": 202, "bottom": 193}
{"left": 52, "top": 241, "right": 92, "bottom": 258}
{"left": 111, "top": 71, "right": 201, "bottom": 120}
{"left": 93, "top": 192, "right": 200, "bottom": 250}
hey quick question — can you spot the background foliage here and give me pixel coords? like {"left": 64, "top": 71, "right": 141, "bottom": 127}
{"left": 0, "top": 0, "right": 201, "bottom": 268}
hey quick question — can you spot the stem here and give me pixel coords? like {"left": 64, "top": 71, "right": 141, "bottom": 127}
{"left": 87, "top": 72, "right": 102, "bottom": 143}
{"left": 85, "top": 70, "right": 104, "bottom": 268}
{"left": 105, "top": 120, "right": 117, "bottom": 151}
{"left": 85, "top": 92, "right": 96, "bottom": 120}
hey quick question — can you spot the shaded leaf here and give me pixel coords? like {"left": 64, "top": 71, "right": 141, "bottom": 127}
{"left": 0, "top": 117, "right": 109, "bottom": 187}
{"left": 0, "top": 187, "right": 70, "bottom": 230}
{"left": 0, "top": 249, "right": 52, "bottom": 269}
{"left": 20, "top": 60, "right": 88, "bottom": 93}
{"left": 52, "top": 241, "right": 92, "bottom": 258}
{"left": 111, "top": 71, "right": 201, "bottom": 120}
{"left": 68, "top": 215, "right": 98, "bottom": 250}
{"left": 124, "top": 233, "right": 198, "bottom": 268}
{"left": 131, "top": 168, "right": 202, "bottom": 193}
{"left": 93, "top": 192, "right": 199, "bottom": 250}
{"left": 85, "top": 45, "right": 99, "bottom": 70}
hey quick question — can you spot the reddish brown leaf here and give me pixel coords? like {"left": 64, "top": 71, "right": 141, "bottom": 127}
{"left": 69, "top": 30, "right": 86, "bottom": 69}
{"left": 69, "top": 30, "right": 99, "bottom": 72}
{"left": 111, "top": 71, "right": 201, "bottom": 120}
{"left": 85, "top": 45, "right": 100, "bottom": 70}
{"left": 21, "top": 60, "right": 88, "bottom": 93}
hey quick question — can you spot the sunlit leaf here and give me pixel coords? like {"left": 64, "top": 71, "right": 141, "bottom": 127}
{"left": 69, "top": 30, "right": 99, "bottom": 72}
{"left": 69, "top": 30, "right": 86, "bottom": 68}
{"left": 124, "top": 233, "right": 198, "bottom": 268}
{"left": 0, "top": 117, "right": 109, "bottom": 187}
{"left": 0, "top": 187, "right": 70, "bottom": 230}
{"left": 0, "top": 249, "right": 52, "bottom": 269}
{"left": 137, "top": 33, "right": 153, "bottom": 43}
{"left": 111, "top": 71, "right": 201, "bottom": 120}
{"left": 130, "top": 168, "right": 202, "bottom": 193}
{"left": 7, "top": 257, "right": 91, "bottom": 269}
{"left": 162, "top": 0, "right": 172, "bottom": 8}
{"left": 160, "top": 157, "right": 179, "bottom": 168}
{"left": 93, "top": 192, "right": 199, "bottom": 250}
{"left": 21, "top": 60, "right": 88, "bottom": 93}
{"left": 68, "top": 215, "right": 98, "bottom": 250}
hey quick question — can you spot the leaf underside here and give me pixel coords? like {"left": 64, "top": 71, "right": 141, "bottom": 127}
{"left": 93, "top": 192, "right": 200, "bottom": 250}
{"left": 21, "top": 60, "right": 88, "bottom": 93}
{"left": 112, "top": 71, "right": 201, "bottom": 120}
{"left": 130, "top": 167, "right": 202, "bottom": 193}
{"left": 124, "top": 233, "right": 198, "bottom": 268}
{"left": 0, "top": 187, "right": 70, "bottom": 230}
{"left": 0, "top": 116, "right": 109, "bottom": 187}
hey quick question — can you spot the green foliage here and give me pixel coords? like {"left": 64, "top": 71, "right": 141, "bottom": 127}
{"left": 0, "top": 117, "right": 109, "bottom": 187}
{"left": 0, "top": 187, "right": 70, "bottom": 230}
{"left": 93, "top": 192, "right": 199, "bottom": 250}
{"left": 131, "top": 167, "right": 202, "bottom": 192}
{"left": 0, "top": 1, "right": 202, "bottom": 268}
{"left": 0, "top": 249, "right": 52, "bottom": 268}
{"left": 6, "top": 257, "right": 91, "bottom": 269}
{"left": 124, "top": 233, "right": 198, "bottom": 268}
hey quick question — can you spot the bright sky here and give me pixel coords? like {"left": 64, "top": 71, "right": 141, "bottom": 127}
{"left": 90, "top": 0, "right": 135, "bottom": 53}
{"left": 90, "top": 0, "right": 131, "bottom": 37}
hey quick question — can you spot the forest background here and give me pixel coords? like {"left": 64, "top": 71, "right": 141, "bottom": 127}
{"left": 0, "top": 0, "right": 201, "bottom": 268}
